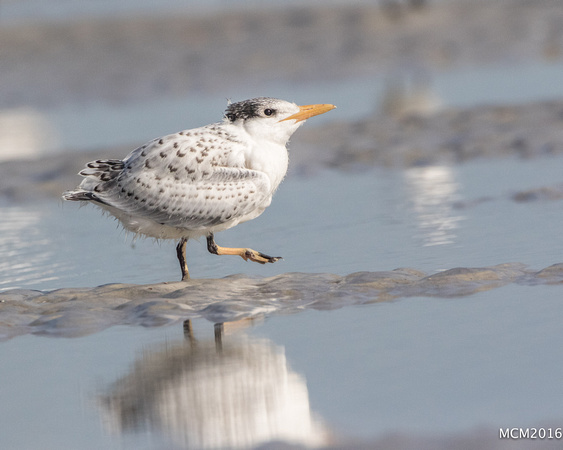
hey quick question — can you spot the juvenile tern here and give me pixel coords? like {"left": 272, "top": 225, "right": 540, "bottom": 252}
{"left": 63, "top": 97, "right": 335, "bottom": 280}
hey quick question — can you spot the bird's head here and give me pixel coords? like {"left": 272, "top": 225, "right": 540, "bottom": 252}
{"left": 224, "top": 97, "right": 336, "bottom": 145}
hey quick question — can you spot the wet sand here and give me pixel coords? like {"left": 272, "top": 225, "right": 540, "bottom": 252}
{"left": 2, "top": 262, "right": 562, "bottom": 340}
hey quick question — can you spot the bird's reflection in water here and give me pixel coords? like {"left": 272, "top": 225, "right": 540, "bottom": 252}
{"left": 100, "top": 320, "right": 328, "bottom": 449}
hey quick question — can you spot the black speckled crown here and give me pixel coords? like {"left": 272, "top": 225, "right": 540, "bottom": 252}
{"left": 224, "top": 97, "right": 277, "bottom": 122}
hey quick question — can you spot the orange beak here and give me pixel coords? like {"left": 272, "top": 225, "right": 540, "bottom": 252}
{"left": 279, "top": 103, "right": 336, "bottom": 123}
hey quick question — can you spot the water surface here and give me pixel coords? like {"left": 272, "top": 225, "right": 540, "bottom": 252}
{"left": 2, "top": 156, "right": 563, "bottom": 291}
{"left": 2, "top": 283, "right": 563, "bottom": 448}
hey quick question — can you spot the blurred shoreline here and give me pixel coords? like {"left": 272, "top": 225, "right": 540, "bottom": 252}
{"left": 2, "top": 0, "right": 562, "bottom": 108}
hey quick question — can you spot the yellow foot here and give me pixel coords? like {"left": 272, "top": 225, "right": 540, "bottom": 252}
{"left": 240, "top": 249, "right": 282, "bottom": 264}
{"left": 206, "top": 234, "right": 281, "bottom": 265}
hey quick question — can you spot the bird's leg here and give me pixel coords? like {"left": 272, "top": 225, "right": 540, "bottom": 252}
{"left": 176, "top": 237, "right": 190, "bottom": 281}
{"left": 206, "top": 233, "right": 281, "bottom": 264}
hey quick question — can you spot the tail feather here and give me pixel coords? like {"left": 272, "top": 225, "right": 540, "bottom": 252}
{"left": 63, "top": 159, "right": 125, "bottom": 204}
{"left": 78, "top": 159, "right": 124, "bottom": 181}
{"left": 62, "top": 190, "right": 109, "bottom": 205}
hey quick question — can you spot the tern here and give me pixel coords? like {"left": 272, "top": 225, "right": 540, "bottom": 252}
{"left": 63, "top": 97, "right": 335, "bottom": 280}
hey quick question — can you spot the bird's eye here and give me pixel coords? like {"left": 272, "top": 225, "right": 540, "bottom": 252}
{"left": 263, "top": 108, "right": 275, "bottom": 117}
{"left": 226, "top": 113, "right": 236, "bottom": 122}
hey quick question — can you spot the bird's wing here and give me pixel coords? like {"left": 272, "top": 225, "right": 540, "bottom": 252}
{"left": 79, "top": 124, "right": 272, "bottom": 230}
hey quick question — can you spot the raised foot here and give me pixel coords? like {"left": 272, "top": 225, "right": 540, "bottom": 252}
{"left": 242, "top": 250, "right": 282, "bottom": 264}
{"left": 206, "top": 235, "right": 281, "bottom": 265}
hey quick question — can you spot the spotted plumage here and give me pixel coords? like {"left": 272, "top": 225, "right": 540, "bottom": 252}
{"left": 63, "top": 97, "right": 335, "bottom": 280}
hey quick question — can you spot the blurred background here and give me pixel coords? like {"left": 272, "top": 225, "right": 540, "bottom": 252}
{"left": 3, "top": 2, "right": 563, "bottom": 449}
{"left": 1, "top": 0, "right": 563, "bottom": 164}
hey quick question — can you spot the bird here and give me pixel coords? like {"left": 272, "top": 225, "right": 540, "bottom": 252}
{"left": 63, "top": 97, "right": 336, "bottom": 281}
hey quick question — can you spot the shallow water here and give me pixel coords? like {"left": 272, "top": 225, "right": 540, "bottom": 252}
{"left": 2, "top": 284, "right": 563, "bottom": 449}
{"left": 2, "top": 154, "right": 563, "bottom": 446}
{"left": 2, "top": 156, "right": 563, "bottom": 291}
{"left": 253, "top": 285, "right": 563, "bottom": 439}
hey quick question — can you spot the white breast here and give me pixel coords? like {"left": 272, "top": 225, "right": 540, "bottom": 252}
{"left": 243, "top": 138, "right": 289, "bottom": 194}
